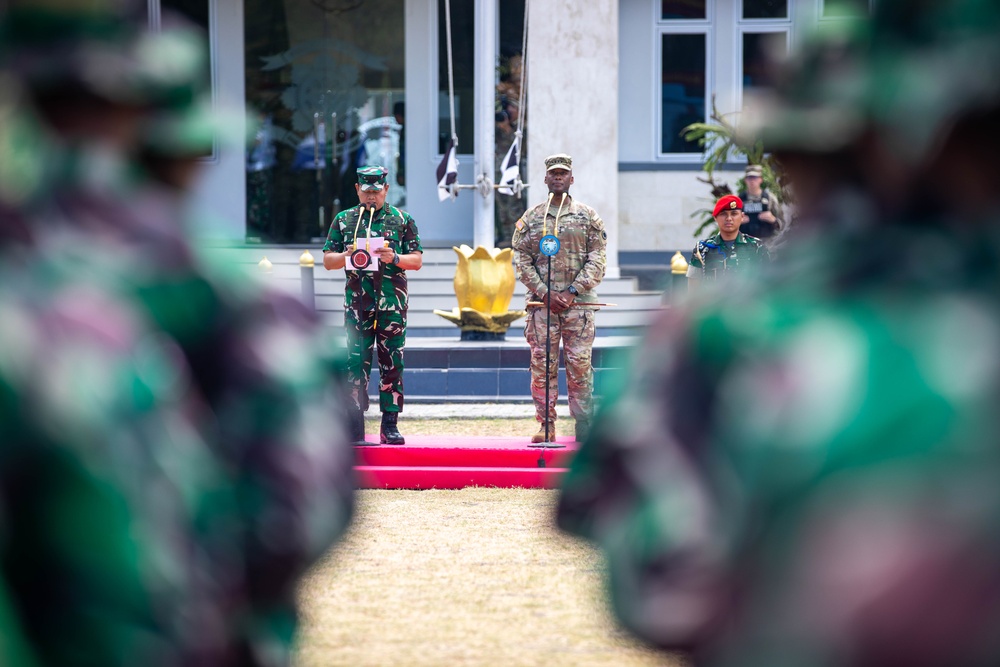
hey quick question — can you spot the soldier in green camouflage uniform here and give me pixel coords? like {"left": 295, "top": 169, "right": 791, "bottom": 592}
{"left": 558, "top": 1, "right": 1000, "bottom": 665}
{"left": 0, "top": 3, "right": 356, "bottom": 664}
{"left": 0, "top": 238, "right": 233, "bottom": 666}
{"left": 323, "top": 165, "right": 423, "bottom": 445}
{"left": 513, "top": 154, "right": 607, "bottom": 443}
{"left": 687, "top": 194, "right": 770, "bottom": 283}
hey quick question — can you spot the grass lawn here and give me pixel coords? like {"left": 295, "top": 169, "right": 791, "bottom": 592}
{"left": 294, "top": 489, "right": 685, "bottom": 667}
{"left": 293, "top": 417, "right": 685, "bottom": 666}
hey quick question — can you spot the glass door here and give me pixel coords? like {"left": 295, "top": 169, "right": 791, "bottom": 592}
{"left": 244, "top": 0, "right": 406, "bottom": 243}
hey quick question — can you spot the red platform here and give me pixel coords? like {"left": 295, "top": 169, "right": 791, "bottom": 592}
{"left": 354, "top": 435, "right": 578, "bottom": 490}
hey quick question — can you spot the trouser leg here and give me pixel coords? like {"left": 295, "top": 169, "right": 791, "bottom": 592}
{"left": 524, "top": 307, "right": 562, "bottom": 425}
{"left": 346, "top": 308, "right": 376, "bottom": 412}
{"left": 376, "top": 310, "right": 406, "bottom": 413}
{"left": 561, "top": 309, "right": 596, "bottom": 422}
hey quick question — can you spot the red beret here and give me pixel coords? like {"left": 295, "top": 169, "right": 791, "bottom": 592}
{"left": 713, "top": 194, "right": 744, "bottom": 217}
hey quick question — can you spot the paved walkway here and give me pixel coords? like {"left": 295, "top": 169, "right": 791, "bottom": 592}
{"left": 397, "top": 403, "right": 573, "bottom": 419}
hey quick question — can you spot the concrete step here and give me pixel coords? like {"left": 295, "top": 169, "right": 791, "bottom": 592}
{"left": 336, "top": 336, "right": 636, "bottom": 402}
{"left": 204, "top": 244, "right": 666, "bottom": 338}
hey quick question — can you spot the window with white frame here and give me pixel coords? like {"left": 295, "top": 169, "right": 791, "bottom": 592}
{"left": 653, "top": 0, "right": 799, "bottom": 160}
{"left": 739, "top": 1, "right": 790, "bottom": 108}
{"left": 658, "top": 6, "right": 708, "bottom": 156}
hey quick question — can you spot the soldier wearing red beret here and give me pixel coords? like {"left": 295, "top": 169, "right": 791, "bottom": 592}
{"left": 687, "top": 194, "right": 770, "bottom": 282}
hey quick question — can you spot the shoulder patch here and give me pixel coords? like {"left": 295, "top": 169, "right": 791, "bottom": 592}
{"left": 601, "top": 231, "right": 607, "bottom": 239}
{"left": 515, "top": 218, "right": 525, "bottom": 231}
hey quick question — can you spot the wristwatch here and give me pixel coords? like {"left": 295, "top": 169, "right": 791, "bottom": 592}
{"left": 567, "top": 285, "right": 578, "bottom": 296}
{"left": 392, "top": 252, "right": 400, "bottom": 265}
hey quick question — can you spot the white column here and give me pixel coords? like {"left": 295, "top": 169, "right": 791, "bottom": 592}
{"left": 527, "top": 0, "right": 619, "bottom": 278}
{"left": 473, "top": 0, "right": 497, "bottom": 249}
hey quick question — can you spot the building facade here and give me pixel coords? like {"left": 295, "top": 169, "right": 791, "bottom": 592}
{"left": 160, "top": 0, "right": 870, "bottom": 275}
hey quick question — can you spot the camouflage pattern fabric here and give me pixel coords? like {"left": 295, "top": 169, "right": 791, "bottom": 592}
{"left": 687, "top": 231, "right": 770, "bottom": 281}
{"left": 513, "top": 196, "right": 606, "bottom": 425}
{"left": 3, "top": 146, "right": 356, "bottom": 666}
{"left": 512, "top": 197, "right": 606, "bottom": 305}
{"left": 0, "top": 239, "right": 232, "bottom": 666}
{"left": 0, "top": 8, "right": 355, "bottom": 664}
{"left": 523, "top": 307, "right": 596, "bottom": 424}
{"left": 324, "top": 203, "right": 420, "bottom": 412}
{"left": 322, "top": 203, "right": 423, "bottom": 312}
{"left": 558, "top": 216, "right": 1000, "bottom": 666}
{"left": 345, "top": 308, "right": 406, "bottom": 413}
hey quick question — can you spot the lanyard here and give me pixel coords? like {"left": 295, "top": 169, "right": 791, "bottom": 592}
{"left": 542, "top": 192, "right": 567, "bottom": 238}
{"left": 352, "top": 206, "right": 377, "bottom": 251}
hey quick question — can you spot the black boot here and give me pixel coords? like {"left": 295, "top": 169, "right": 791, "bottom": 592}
{"left": 349, "top": 407, "right": 370, "bottom": 446}
{"left": 380, "top": 411, "right": 405, "bottom": 445}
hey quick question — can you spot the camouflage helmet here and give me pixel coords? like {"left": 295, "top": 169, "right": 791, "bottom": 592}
{"left": 0, "top": 0, "right": 220, "bottom": 113}
{"left": 745, "top": 0, "right": 1000, "bottom": 163}
{"left": 0, "top": 0, "right": 156, "bottom": 104}
{"left": 137, "top": 14, "right": 254, "bottom": 157}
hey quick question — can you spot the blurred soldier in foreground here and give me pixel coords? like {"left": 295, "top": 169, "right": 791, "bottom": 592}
{"left": 558, "top": 1, "right": 1000, "bottom": 665}
{"left": 0, "top": 2, "right": 354, "bottom": 664}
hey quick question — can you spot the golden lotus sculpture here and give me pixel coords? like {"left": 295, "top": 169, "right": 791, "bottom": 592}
{"left": 433, "top": 245, "right": 526, "bottom": 338}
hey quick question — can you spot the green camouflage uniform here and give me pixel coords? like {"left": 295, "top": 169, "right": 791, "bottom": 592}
{"left": 687, "top": 231, "right": 770, "bottom": 281}
{"left": 0, "top": 5, "right": 355, "bottom": 664}
{"left": 323, "top": 202, "right": 423, "bottom": 412}
{"left": 0, "top": 235, "right": 232, "bottom": 665}
{"left": 513, "top": 195, "right": 607, "bottom": 426}
{"left": 558, "top": 1, "right": 1000, "bottom": 665}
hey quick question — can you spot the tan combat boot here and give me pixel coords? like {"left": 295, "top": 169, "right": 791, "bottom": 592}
{"left": 531, "top": 422, "right": 556, "bottom": 443}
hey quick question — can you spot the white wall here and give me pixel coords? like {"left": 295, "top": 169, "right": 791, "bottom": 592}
{"left": 618, "top": 170, "right": 732, "bottom": 251}
{"left": 527, "top": 0, "right": 620, "bottom": 277}
{"left": 189, "top": 0, "right": 247, "bottom": 241}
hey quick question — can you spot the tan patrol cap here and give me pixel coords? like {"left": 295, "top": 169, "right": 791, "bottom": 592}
{"left": 544, "top": 153, "right": 573, "bottom": 171}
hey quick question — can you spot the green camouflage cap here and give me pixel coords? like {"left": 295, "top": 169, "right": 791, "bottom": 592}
{"left": 0, "top": 0, "right": 189, "bottom": 106}
{"left": 138, "top": 16, "right": 255, "bottom": 156}
{"left": 357, "top": 166, "right": 388, "bottom": 191}
{"left": 745, "top": 0, "right": 1000, "bottom": 162}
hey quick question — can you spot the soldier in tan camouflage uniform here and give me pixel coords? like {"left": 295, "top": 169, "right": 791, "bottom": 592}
{"left": 513, "top": 154, "right": 607, "bottom": 443}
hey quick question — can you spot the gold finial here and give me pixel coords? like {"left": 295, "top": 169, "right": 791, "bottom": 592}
{"left": 299, "top": 250, "right": 315, "bottom": 267}
{"left": 258, "top": 256, "right": 273, "bottom": 273}
{"left": 670, "top": 251, "right": 689, "bottom": 275}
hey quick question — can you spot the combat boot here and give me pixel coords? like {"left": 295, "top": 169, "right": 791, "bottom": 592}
{"left": 574, "top": 420, "right": 590, "bottom": 443}
{"left": 531, "top": 422, "right": 556, "bottom": 444}
{"left": 380, "top": 411, "right": 405, "bottom": 445}
{"left": 349, "top": 407, "right": 370, "bottom": 446}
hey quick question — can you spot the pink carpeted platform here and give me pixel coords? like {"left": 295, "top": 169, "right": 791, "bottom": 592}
{"left": 354, "top": 435, "right": 578, "bottom": 489}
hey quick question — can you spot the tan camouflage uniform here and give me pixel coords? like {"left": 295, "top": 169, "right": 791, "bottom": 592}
{"left": 512, "top": 158, "right": 606, "bottom": 432}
